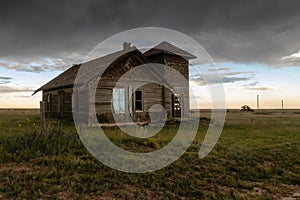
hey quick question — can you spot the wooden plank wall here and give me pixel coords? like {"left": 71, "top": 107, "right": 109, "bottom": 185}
{"left": 43, "top": 88, "right": 73, "bottom": 121}
{"left": 41, "top": 51, "right": 191, "bottom": 123}
{"left": 146, "top": 53, "right": 190, "bottom": 118}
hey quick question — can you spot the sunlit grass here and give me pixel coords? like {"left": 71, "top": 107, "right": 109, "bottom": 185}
{"left": 0, "top": 111, "right": 299, "bottom": 199}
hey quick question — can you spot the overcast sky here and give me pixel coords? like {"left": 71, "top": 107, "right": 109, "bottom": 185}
{"left": 1, "top": 0, "right": 300, "bottom": 108}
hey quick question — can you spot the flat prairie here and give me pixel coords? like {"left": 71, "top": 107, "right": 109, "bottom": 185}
{"left": 0, "top": 109, "right": 299, "bottom": 199}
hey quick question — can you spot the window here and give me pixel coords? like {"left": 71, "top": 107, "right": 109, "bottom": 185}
{"left": 135, "top": 90, "right": 143, "bottom": 111}
{"left": 113, "top": 88, "right": 125, "bottom": 114}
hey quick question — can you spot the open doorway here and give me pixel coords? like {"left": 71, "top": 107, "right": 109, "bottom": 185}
{"left": 172, "top": 94, "right": 181, "bottom": 117}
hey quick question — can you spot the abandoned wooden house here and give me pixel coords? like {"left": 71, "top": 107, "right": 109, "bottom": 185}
{"left": 33, "top": 41, "right": 196, "bottom": 123}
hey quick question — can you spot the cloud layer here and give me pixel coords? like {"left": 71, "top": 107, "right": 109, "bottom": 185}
{"left": 0, "top": 53, "right": 85, "bottom": 72}
{"left": 0, "top": 86, "right": 34, "bottom": 93}
{"left": 191, "top": 71, "right": 254, "bottom": 86}
{"left": 0, "top": 76, "right": 12, "bottom": 84}
{"left": 1, "top": 0, "right": 300, "bottom": 72}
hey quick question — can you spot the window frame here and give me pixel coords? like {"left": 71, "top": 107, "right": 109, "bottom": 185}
{"left": 112, "top": 87, "right": 126, "bottom": 114}
{"left": 135, "top": 90, "right": 143, "bottom": 112}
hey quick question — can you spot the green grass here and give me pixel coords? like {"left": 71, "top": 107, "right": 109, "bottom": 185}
{"left": 0, "top": 111, "right": 299, "bottom": 199}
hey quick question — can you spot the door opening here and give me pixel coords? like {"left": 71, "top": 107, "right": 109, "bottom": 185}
{"left": 172, "top": 94, "right": 181, "bottom": 117}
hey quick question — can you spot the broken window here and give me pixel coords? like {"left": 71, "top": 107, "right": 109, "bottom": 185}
{"left": 113, "top": 88, "right": 125, "bottom": 114}
{"left": 135, "top": 90, "right": 143, "bottom": 111}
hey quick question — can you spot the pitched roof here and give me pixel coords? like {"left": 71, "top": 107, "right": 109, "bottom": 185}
{"left": 143, "top": 41, "right": 197, "bottom": 60}
{"left": 33, "top": 47, "right": 139, "bottom": 95}
{"left": 33, "top": 41, "right": 196, "bottom": 94}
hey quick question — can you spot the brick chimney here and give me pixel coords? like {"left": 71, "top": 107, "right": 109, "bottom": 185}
{"left": 123, "top": 42, "right": 131, "bottom": 50}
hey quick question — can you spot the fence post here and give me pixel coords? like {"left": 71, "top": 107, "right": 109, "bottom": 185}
{"left": 40, "top": 101, "right": 46, "bottom": 134}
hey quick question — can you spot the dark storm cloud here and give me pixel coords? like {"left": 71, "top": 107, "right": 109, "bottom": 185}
{"left": 1, "top": 0, "right": 300, "bottom": 71}
{"left": 0, "top": 86, "right": 33, "bottom": 93}
{"left": 222, "top": 71, "right": 254, "bottom": 76}
{"left": 190, "top": 71, "right": 254, "bottom": 86}
{"left": 246, "top": 87, "right": 274, "bottom": 91}
{"left": 0, "top": 81, "right": 10, "bottom": 84}
{"left": 0, "top": 76, "right": 12, "bottom": 84}
{"left": 0, "top": 77, "right": 12, "bottom": 80}
{"left": 0, "top": 53, "right": 85, "bottom": 72}
{"left": 208, "top": 67, "right": 231, "bottom": 72}
{"left": 14, "top": 95, "right": 32, "bottom": 98}
{"left": 239, "top": 81, "right": 274, "bottom": 91}
{"left": 243, "top": 81, "right": 259, "bottom": 87}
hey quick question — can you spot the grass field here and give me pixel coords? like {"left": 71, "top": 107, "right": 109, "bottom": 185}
{"left": 0, "top": 109, "right": 299, "bottom": 199}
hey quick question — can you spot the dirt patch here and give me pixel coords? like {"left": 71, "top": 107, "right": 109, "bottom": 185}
{"left": 0, "top": 163, "right": 31, "bottom": 173}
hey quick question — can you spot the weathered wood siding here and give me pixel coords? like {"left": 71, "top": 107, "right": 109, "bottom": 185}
{"left": 42, "top": 88, "right": 73, "bottom": 121}
{"left": 42, "top": 51, "right": 190, "bottom": 123}
{"left": 93, "top": 53, "right": 164, "bottom": 123}
{"left": 146, "top": 54, "right": 190, "bottom": 118}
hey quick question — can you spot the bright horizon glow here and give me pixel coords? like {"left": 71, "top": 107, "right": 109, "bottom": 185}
{"left": 0, "top": 62, "right": 300, "bottom": 109}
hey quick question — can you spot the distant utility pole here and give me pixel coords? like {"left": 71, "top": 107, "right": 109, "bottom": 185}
{"left": 282, "top": 100, "right": 284, "bottom": 114}
{"left": 257, "top": 95, "right": 260, "bottom": 111}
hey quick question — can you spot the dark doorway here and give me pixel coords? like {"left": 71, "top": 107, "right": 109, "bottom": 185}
{"left": 172, "top": 94, "right": 181, "bottom": 117}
